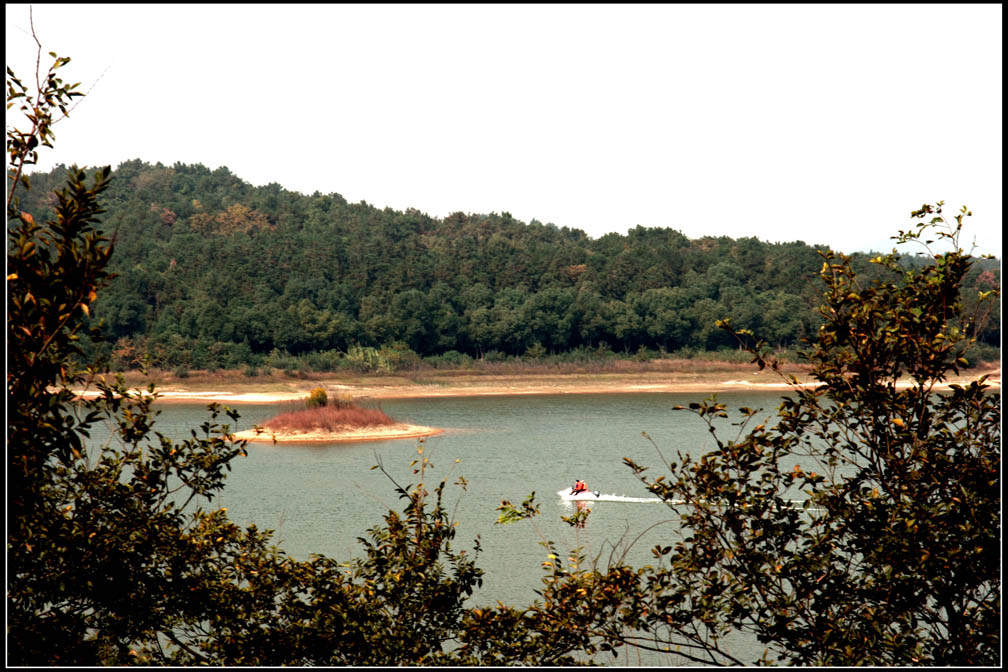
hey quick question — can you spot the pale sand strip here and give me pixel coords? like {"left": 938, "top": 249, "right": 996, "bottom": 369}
{"left": 69, "top": 371, "right": 1000, "bottom": 405}
{"left": 70, "top": 389, "right": 309, "bottom": 404}
{"left": 232, "top": 424, "right": 444, "bottom": 444}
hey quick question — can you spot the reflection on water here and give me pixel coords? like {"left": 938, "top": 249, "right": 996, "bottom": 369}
{"left": 85, "top": 390, "right": 793, "bottom": 665}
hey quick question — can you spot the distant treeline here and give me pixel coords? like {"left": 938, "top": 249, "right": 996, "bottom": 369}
{"left": 14, "top": 160, "right": 1001, "bottom": 372}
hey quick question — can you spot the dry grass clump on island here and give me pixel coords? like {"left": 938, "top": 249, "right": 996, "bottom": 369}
{"left": 262, "top": 388, "right": 397, "bottom": 432}
{"left": 263, "top": 404, "right": 397, "bottom": 432}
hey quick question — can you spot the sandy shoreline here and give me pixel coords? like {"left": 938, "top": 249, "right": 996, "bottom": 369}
{"left": 232, "top": 423, "right": 445, "bottom": 444}
{"left": 67, "top": 368, "right": 999, "bottom": 444}
{"left": 70, "top": 371, "right": 1000, "bottom": 405}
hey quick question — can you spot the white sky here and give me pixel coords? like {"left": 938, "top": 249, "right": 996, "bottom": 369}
{"left": 5, "top": 3, "right": 1003, "bottom": 256}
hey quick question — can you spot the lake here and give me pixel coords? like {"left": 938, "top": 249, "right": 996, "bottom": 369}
{"left": 94, "top": 390, "right": 796, "bottom": 664}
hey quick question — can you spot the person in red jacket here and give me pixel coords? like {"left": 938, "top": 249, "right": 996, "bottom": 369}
{"left": 571, "top": 479, "right": 588, "bottom": 495}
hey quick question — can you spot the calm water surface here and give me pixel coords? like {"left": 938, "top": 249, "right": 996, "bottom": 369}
{"left": 107, "top": 391, "right": 796, "bottom": 664}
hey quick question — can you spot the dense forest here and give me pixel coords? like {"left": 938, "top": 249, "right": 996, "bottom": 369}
{"left": 14, "top": 160, "right": 1001, "bottom": 372}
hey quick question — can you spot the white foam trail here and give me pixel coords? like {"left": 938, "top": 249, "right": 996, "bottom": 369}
{"left": 557, "top": 489, "right": 663, "bottom": 503}
{"left": 555, "top": 490, "right": 825, "bottom": 511}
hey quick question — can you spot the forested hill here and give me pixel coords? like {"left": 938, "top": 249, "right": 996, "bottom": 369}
{"left": 14, "top": 160, "right": 1001, "bottom": 371}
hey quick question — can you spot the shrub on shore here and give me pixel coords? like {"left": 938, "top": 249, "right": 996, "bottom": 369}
{"left": 306, "top": 387, "right": 328, "bottom": 408}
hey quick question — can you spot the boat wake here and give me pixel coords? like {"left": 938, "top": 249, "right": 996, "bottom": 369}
{"left": 557, "top": 489, "right": 662, "bottom": 503}
{"left": 555, "top": 490, "right": 824, "bottom": 511}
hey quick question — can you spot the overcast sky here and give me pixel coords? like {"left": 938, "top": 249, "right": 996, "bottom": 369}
{"left": 5, "top": 4, "right": 1003, "bottom": 256}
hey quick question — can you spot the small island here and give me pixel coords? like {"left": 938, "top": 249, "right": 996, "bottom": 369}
{"left": 232, "top": 388, "right": 443, "bottom": 444}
